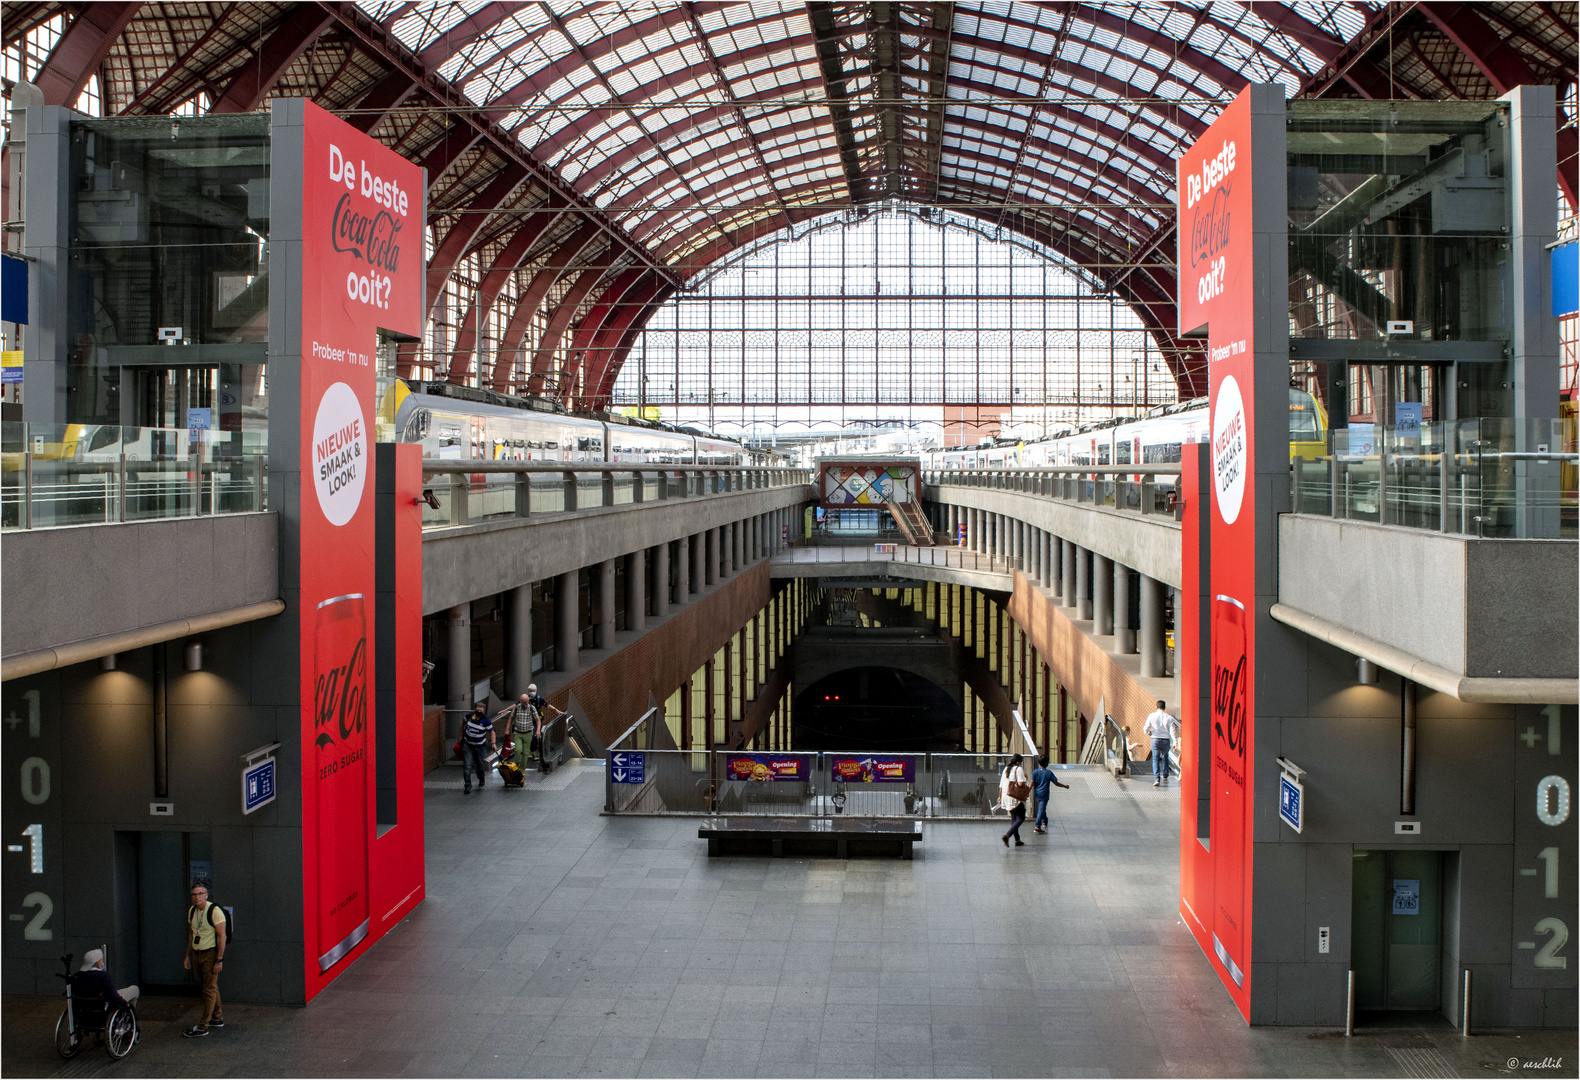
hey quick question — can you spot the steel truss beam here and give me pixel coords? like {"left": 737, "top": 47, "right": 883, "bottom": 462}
{"left": 319, "top": 2, "right": 682, "bottom": 291}
{"left": 492, "top": 221, "right": 604, "bottom": 391}
{"left": 210, "top": 4, "right": 335, "bottom": 114}
{"left": 34, "top": 1, "right": 140, "bottom": 107}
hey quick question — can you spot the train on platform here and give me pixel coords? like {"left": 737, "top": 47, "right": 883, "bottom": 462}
{"left": 922, "top": 388, "right": 1328, "bottom": 472}
{"left": 387, "top": 380, "right": 775, "bottom": 466}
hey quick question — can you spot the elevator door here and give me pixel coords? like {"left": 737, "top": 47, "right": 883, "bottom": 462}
{"left": 1352, "top": 849, "right": 1444, "bottom": 1012}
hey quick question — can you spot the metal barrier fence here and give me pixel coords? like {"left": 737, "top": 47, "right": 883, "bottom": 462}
{"left": 775, "top": 543, "right": 1019, "bottom": 575}
{"left": 419, "top": 461, "right": 810, "bottom": 529}
{"left": 605, "top": 707, "right": 1051, "bottom": 818}
{"left": 925, "top": 464, "right": 1180, "bottom": 518}
{"left": 605, "top": 747, "right": 1031, "bottom": 820}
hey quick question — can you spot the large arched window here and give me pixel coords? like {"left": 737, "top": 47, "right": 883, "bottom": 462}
{"left": 612, "top": 207, "right": 1176, "bottom": 442}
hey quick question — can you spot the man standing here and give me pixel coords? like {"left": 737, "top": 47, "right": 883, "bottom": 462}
{"left": 462, "top": 701, "right": 496, "bottom": 794}
{"left": 502, "top": 694, "right": 538, "bottom": 773}
{"left": 1030, "top": 754, "right": 1070, "bottom": 834}
{"left": 1143, "top": 700, "right": 1178, "bottom": 787}
{"left": 181, "top": 884, "right": 226, "bottom": 1037}
{"left": 523, "top": 683, "right": 564, "bottom": 770}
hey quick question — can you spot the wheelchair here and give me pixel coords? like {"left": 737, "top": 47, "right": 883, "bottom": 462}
{"left": 54, "top": 955, "right": 138, "bottom": 1060}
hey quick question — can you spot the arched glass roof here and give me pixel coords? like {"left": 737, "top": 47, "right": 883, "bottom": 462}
{"left": 5, "top": 0, "right": 1575, "bottom": 405}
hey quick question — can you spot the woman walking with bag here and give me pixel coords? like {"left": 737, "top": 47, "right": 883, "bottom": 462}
{"left": 1000, "top": 753, "right": 1030, "bottom": 847}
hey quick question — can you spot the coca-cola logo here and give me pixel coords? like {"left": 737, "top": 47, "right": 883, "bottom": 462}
{"left": 331, "top": 193, "right": 403, "bottom": 274}
{"left": 315, "top": 636, "right": 366, "bottom": 749}
{"left": 1212, "top": 650, "right": 1248, "bottom": 762}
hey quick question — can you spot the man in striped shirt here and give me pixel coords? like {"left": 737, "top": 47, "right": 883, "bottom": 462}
{"left": 461, "top": 702, "right": 497, "bottom": 794}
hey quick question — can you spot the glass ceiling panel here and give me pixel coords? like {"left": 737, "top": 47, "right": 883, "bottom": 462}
{"left": 380, "top": 0, "right": 1380, "bottom": 282}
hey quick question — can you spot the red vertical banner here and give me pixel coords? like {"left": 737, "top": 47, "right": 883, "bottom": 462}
{"left": 1177, "top": 89, "right": 1257, "bottom": 1019}
{"left": 298, "top": 101, "right": 423, "bottom": 998}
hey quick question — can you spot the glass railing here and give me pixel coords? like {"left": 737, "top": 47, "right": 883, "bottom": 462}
{"left": 1, "top": 422, "right": 267, "bottom": 530}
{"left": 1290, "top": 417, "right": 1576, "bottom": 538}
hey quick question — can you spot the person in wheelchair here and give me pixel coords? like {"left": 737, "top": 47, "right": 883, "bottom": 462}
{"left": 75, "top": 949, "right": 138, "bottom": 1012}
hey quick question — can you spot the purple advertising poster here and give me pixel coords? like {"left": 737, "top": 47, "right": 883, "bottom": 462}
{"left": 830, "top": 756, "right": 916, "bottom": 783}
{"left": 725, "top": 755, "right": 809, "bottom": 782}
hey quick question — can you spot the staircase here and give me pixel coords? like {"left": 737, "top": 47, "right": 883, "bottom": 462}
{"left": 886, "top": 499, "right": 936, "bottom": 546}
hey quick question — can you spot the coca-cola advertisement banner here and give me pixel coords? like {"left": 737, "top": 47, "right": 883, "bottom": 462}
{"left": 725, "top": 755, "right": 809, "bottom": 782}
{"left": 297, "top": 101, "right": 422, "bottom": 997}
{"left": 1177, "top": 87, "right": 1258, "bottom": 1020}
{"left": 829, "top": 756, "right": 916, "bottom": 784}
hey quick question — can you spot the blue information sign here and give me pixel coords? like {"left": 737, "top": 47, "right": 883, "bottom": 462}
{"left": 242, "top": 756, "right": 277, "bottom": 814}
{"left": 609, "top": 751, "right": 645, "bottom": 784}
{"left": 1278, "top": 772, "right": 1303, "bottom": 834}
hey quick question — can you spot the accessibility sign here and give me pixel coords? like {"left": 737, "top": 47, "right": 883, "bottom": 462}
{"left": 609, "top": 751, "right": 645, "bottom": 784}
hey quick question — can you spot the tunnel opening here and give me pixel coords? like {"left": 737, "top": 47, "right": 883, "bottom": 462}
{"left": 793, "top": 666, "right": 960, "bottom": 752}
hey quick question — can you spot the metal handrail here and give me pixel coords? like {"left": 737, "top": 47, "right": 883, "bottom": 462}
{"left": 421, "top": 461, "right": 811, "bottom": 475}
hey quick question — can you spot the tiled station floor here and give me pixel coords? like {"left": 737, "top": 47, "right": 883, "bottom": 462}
{"left": 4, "top": 763, "right": 1573, "bottom": 1079}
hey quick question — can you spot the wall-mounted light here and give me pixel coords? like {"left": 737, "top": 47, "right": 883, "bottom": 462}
{"left": 184, "top": 640, "right": 204, "bottom": 672}
{"left": 1356, "top": 657, "right": 1380, "bottom": 685}
{"left": 170, "top": 120, "right": 180, "bottom": 142}
{"left": 100, "top": 653, "right": 117, "bottom": 671}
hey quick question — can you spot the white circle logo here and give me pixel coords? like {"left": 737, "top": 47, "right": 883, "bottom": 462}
{"left": 1212, "top": 374, "right": 1247, "bottom": 525}
{"left": 312, "top": 382, "right": 368, "bottom": 527}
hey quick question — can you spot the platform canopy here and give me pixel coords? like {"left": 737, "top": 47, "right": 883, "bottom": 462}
{"left": 5, "top": 1, "right": 1575, "bottom": 405}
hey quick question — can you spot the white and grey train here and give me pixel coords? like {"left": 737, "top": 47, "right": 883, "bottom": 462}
{"left": 923, "top": 389, "right": 1326, "bottom": 471}
{"left": 390, "top": 381, "right": 775, "bottom": 466}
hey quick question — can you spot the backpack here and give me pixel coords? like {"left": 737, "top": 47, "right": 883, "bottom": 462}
{"left": 187, "top": 902, "right": 233, "bottom": 945}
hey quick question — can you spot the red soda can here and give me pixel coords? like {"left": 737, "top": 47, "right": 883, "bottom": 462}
{"left": 314, "top": 593, "right": 370, "bottom": 972}
{"left": 1210, "top": 593, "right": 1248, "bottom": 988}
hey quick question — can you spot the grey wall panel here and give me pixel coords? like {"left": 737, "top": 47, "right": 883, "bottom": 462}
{"left": 1, "top": 513, "right": 280, "bottom": 659}
{"left": 1278, "top": 516, "right": 1577, "bottom": 680}
{"left": 2, "top": 617, "right": 305, "bottom": 1004}
{"left": 1465, "top": 539, "right": 1578, "bottom": 678}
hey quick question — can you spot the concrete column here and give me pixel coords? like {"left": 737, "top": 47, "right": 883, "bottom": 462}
{"left": 1140, "top": 573, "right": 1165, "bottom": 677}
{"left": 1043, "top": 532, "right": 1055, "bottom": 590}
{"left": 625, "top": 550, "right": 646, "bottom": 632}
{"left": 652, "top": 542, "right": 670, "bottom": 618}
{"left": 1062, "top": 540, "right": 1076, "bottom": 607}
{"left": 508, "top": 583, "right": 533, "bottom": 695}
{"left": 1076, "top": 546, "right": 1092, "bottom": 620}
{"left": 447, "top": 603, "right": 471, "bottom": 734}
{"left": 677, "top": 534, "right": 691, "bottom": 599}
{"left": 556, "top": 569, "right": 579, "bottom": 673}
{"left": 704, "top": 527, "right": 717, "bottom": 586}
{"left": 1029, "top": 528, "right": 1041, "bottom": 580}
{"left": 1093, "top": 553, "right": 1113, "bottom": 636}
{"left": 1114, "top": 561, "right": 1135, "bottom": 653}
{"left": 750, "top": 515, "right": 760, "bottom": 561}
{"left": 732, "top": 519, "right": 742, "bottom": 572}
{"left": 597, "top": 558, "right": 617, "bottom": 649}
{"left": 691, "top": 531, "right": 705, "bottom": 591}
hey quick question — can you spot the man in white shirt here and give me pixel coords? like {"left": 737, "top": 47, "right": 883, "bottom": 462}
{"left": 1142, "top": 700, "right": 1178, "bottom": 787}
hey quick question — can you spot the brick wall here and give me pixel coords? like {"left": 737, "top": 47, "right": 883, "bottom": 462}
{"left": 548, "top": 561, "right": 775, "bottom": 747}
{"left": 1006, "top": 572, "right": 1156, "bottom": 740}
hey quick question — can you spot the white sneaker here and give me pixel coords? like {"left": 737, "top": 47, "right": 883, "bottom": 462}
{"left": 1153, "top": 779, "right": 1160, "bottom": 787}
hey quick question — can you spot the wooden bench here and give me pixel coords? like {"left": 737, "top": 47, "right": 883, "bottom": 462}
{"left": 698, "top": 816, "right": 923, "bottom": 860}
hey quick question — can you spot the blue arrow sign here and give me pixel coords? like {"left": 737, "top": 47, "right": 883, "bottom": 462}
{"left": 610, "top": 753, "right": 645, "bottom": 784}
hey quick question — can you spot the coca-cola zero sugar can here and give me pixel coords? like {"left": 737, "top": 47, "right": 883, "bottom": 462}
{"left": 314, "top": 592, "right": 370, "bottom": 972}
